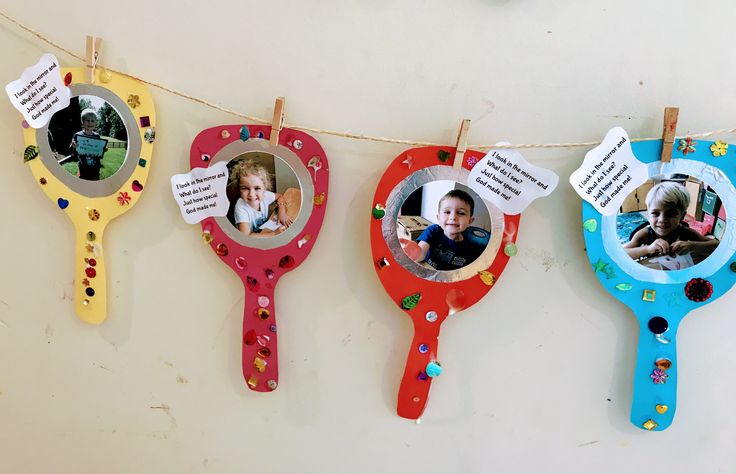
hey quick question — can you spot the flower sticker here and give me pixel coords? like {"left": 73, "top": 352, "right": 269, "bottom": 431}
{"left": 710, "top": 140, "right": 728, "bottom": 157}
{"left": 127, "top": 94, "right": 140, "bottom": 108}
{"left": 117, "top": 191, "right": 131, "bottom": 205}
{"left": 678, "top": 137, "right": 697, "bottom": 155}
{"left": 650, "top": 368, "right": 669, "bottom": 384}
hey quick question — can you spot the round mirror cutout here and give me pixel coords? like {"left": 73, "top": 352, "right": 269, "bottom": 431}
{"left": 397, "top": 180, "right": 492, "bottom": 271}
{"left": 46, "top": 94, "right": 128, "bottom": 181}
{"left": 617, "top": 173, "right": 725, "bottom": 271}
{"left": 225, "top": 152, "right": 303, "bottom": 238}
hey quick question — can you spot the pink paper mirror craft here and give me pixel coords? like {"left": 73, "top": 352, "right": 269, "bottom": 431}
{"left": 189, "top": 122, "right": 328, "bottom": 392}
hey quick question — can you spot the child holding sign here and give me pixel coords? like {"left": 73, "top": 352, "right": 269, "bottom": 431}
{"left": 70, "top": 108, "right": 106, "bottom": 181}
{"left": 231, "top": 159, "right": 293, "bottom": 236}
{"left": 407, "top": 189, "right": 485, "bottom": 270}
{"left": 624, "top": 181, "right": 719, "bottom": 267}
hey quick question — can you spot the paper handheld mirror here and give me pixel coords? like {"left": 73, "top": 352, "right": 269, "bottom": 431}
{"left": 15, "top": 61, "right": 154, "bottom": 324}
{"left": 187, "top": 105, "right": 328, "bottom": 392}
{"left": 370, "top": 143, "right": 519, "bottom": 419}
{"left": 580, "top": 128, "right": 736, "bottom": 431}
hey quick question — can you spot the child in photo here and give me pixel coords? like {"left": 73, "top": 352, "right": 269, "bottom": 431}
{"left": 412, "top": 189, "right": 484, "bottom": 270}
{"left": 624, "top": 181, "right": 719, "bottom": 267}
{"left": 230, "top": 159, "right": 293, "bottom": 235}
{"left": 70, "top": 108, "right": 103, "bottom": 180}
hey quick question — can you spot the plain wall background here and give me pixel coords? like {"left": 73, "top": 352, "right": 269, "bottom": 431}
{"left": 2, "top": 1, "right": 736, "bottom": 473}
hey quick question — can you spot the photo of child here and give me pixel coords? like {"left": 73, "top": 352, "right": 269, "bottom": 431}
{"left": 47, "top": 95, "right": 128, "bottom": 181}
{"left": 226, "top": 153, "right": 302, "bottom": 237}
{"left": 619, "top": 178, "right": 722, "bottom": 270}
{"left": 397, "top": 181, "right": 491, "bottom": 271}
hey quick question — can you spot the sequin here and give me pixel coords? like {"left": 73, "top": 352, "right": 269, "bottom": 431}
{"left": 127, "top": 94, "right": 140, "bottom": 108}
{"left": 269, "top": 324, "right": 277, "bottom": 332}
{"left": 139, "top": 116, "right": 151, "bottom": 128}
{"left": 313, "top": 193, "right": 325, "bottom": 206}
{"left": 82, "top": 299, "right": 90, "bottom": 306}
{"left": 254, "top": 357, "right": 267, "bottom": 373}
{"left": 267, "top": 380, "right": 278, "bottom": 390}
{"left": 247, "top": 376, "right": 258, "bottom": 388}
{"left": 88, "top": 209, "right": 100, "bottom": 221}
{"left": 418, "top": 344, "right": 429, "bottom": 354}
{"left": 85, "top": 287, "right": 95, "bottom": 297}
{"left": 88, "top": 259, "right": 97, "bottom": 267}
{"left": 235, "top": 256, "right": 247, "bottom": 270}
{"left": 425, "top": 361, "right": 442, "bottom": 378}
{"left": 39, "top": 177, "right": 47, "bottom": 185}
{"left": 655, "top": 404, "right": 668, "bottom": 414}
{"left": 215, "top": 243, "right": 228, "bottom": 256}
{"left": 246, "top": 276, "right": 259, "bottom": 291}
{"left": 417, "top": 372, "right": 429, "bottom": 381}
{"left": 642, "top": 289, "right": 656, "bottom": 302}
{"left": 291, "top": 139, "right": 303, "bottom": 150}
{"left": 425, "top": 311, "right": 438, "bottom": 322}
{"left": 256, "top": 308, "right": 270, "bottom": 320}
{"left": 677, "top": 137, "right": 696, "bottom": 155}
{"left": 239, "top": 126, "right": 250, "bottom": 141}
{"left": 202, "top": 232, "right": 213, "bottom": 245}
{"left": 256, "top": 335, "right": 270, "bottom": 346}
{"left": 478, "top": 270, "right": 496, "bottom": 286}
{"left": 265, "top": 269, "right": 275, "bottom": 279}
{"left": 278, "top": 256, "right": 295, "bottom": 269}
{"left": 503, "top": 242, "right": 518, "bottom": 257}
{"left": 655, "top": 358, "right": 672, "bottom": 371}
{"left": 257, "top": 348, "right": 271, "bottom": 358}
{"left": 642, "top": 419, "right": 658, "bottom": 431}
{"left": 710, "top": 140, "right": 728, "bottom": 157}
{"left": 87, "top": 231, "right": 96, "bottom": 241}
{"left": 132, "top": 180, "right": 143, "bottom": 192}
{"left": 412, "top": 396, "right": 421, "bottom": 402}
{"left": 297, "top": 234, "right": 312, "bottom": 248}
{"left": 85, "top": 267, "right": 96, "bottom": 278}
{"left": 220, "top": 130, "right": 230, "bottom": 139}
{"left": 144, "top": 128, "right": 155, "bottom": 143}
{"left": 650, "top": 368, "right": 668, "bottom": 384}
{"left": 258, "top": 296, "right": 270, "bottom": 307}
{"left": 117, "top": 192, "right": 131, "bottom": 205}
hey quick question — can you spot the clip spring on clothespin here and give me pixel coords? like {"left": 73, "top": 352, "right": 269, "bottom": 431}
{"left": 453, "top": 119, "right": 471, "bottom": 169}
{"left": 270, "top": 97, "right": 286, "bottom": 146}
{"left": 660, "top": 107, "right": 679, "bottom": 163}
{"left": 85, "top": 35, "right": 103, "bottom": 84}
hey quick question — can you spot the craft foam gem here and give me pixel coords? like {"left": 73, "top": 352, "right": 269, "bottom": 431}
{"left": 22, "top": 120, "right": 29, "bottom": 128}
{"left": 58, "top": 198, "right": 69, "bottom": 209}
{"left": 88, "top": 258, "right": 97, "bottom": 266}
{"left": 139, "top": 116, "right": 151, "bottom": 128}
{"left": 256, "top": 335, "right": 270, "bottom": 346}
{"left": 39, "top": 177, "right": 47, "bottom": 185}
{"left": 655, "top": 404, "right": 669, "bottom": 414}
{"left": 426, "top": 361, "right": 442, "bottom": 378}
{"left": 615, "top": 283, "right": 633, "bottom": 291}
{"left": 655, "top": 358, "right": 672, "bottom": 371}
{"left": 239, "top": 126, "right": 250, "bottom": 141}
{"left": 257, "top": 308, "right": 270, "bottom": 320}
{"left": 132, "top": 180, "right": 143, "bottom": 192}
{"left": 677, "top": 137, "right": 696, "bottom": 155}
{"left": 297, "top": 234, "right": 312, "bottom": 248}
{"left": 85, "top": 287, "right": 95, "bottom": 297}
{"left": 82, "top": 299, "right": 90, "bottom": 306}
{"left": 642, "top": 289, "right": 656, "bottom": 302}
{"left": 254, "top": 357, "right": 267, "bottom": 373}
{"left": 685, "top": 278, "right": 713, "bottom": 302}
{"left": 99, "top": 69, "right": 112, "bottom": 83}
{"left": 730, "top": 262, "right": 736, "bottom": 272}
{"left": 138, "top": 158, "right": 147, "bottom": 167}
{"left": 144, "top": 128, "right": 155, "bottom": 143}
{"left": 372, "top": 205, "right": 386, "bottom": 220}
{"left": 446, "top": 289, "right": 466, "bottom": 312}
{"left": 402, "top": 155, "right": 414, "bottom": 169}
{"left": 401, "top": 293, "right": 421, "bottom": 310}
{"left": 269, "top": 324, "right": 277, "bottom": 332}
{"left": 425, "top": 311, "right": 438, "bottom": 323}
{"left": 200, "top": 153, "right": 210, "bottom": 162}
{"left": 82, "top": 278, "right": 90, "bottom": 287}
{"left": 244, "top": 330, "right": 257, "bottom": 345}
{"left": 85, "top": 267, "right": 96, "bottom": 278}
{"left": 23, "top": 145, "right": 38, "bottom": 162}
{"left": 127, "top": 94, "right": 140, "bottom": 108}
{"left": 258, "top": 296, "right": 270, "bottom": 307}
{"left": 117, "top": 192, "right": 131, "bottom": 205}
{"left": 257, "top": 348, "right": 271, "bottom": 358}
{"left": 478, "top": 270, "right": 496, "bottom": 286}
{"left": 466, "top": 156, "right": 479, "bottom": 168}
{"left": 265, "top": 269, "right": 275, "bottom": 279}
{"left": 267, "top": 380, "right": 277, "bottom": 390}
{"left": 503, "top": 242, "right": 517, "bottom": 257}
{"left": 313, "top": 193, "right": 325, "bottom": 206}
{"left": 235, "top": 256, "right": 247, "bottom": 270}
{"left": 292, "top": 139, "right": 303, "bottom": 150}
{"left": 583, "top": 219, "right": 598, "bottom": 233}
{"left": 412, "top": 397, "right": 421, "bottom": 403}
{"left": 88, "top": 209, "right": 100, "bottom": 221}
{"left": 278, "top": 256, "right": 295, "bottom": 269}
{"left": 417, "top": 372, "right": 429, "bottom": 381}
{"left": 642, "top": 419, "right": 658, "bottom": 431}
{"left": 63, "top": 72, "right": 72, "bottom": 86}
{"left": 418, "top": 344, "right": 429, "bottom": 354}
{"left": 202, "top": 232, "right": 213, "bottom": 245}
{"left": 220, "top": 130, "right": 230, "bottom": 139}
{"left": 377, "top": 257, "right": 390, "bottom": 269}
{"left": 650, "top": 368, "right": 669, "bottom": 384}
{"left": 437, "top": 150, "right": 451, "bottom": 162}
{"left": 710, "top": 140, "right": 728, "bottom": 157}
{"left": 215, "top": 243, "right": 228, "bottom": 256}
{"left": 86, "top": 231, "right": 96, "bottom": 241}
{"left": 246, "top": 276, "right": 260, "bottom": 291}
{"left": 247, "top": 376, "right": 258, "bottom": 388}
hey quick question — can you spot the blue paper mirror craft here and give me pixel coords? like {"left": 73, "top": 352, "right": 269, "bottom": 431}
{"left": 582, "top": 137, "right": 736, "bottom": 431}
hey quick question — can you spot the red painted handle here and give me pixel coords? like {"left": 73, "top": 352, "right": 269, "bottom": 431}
{"left": 397, "top": 321, "right": 442, "bottom": 419}
{"left": 241, "top": 285, "right": 279, "bottom": 392}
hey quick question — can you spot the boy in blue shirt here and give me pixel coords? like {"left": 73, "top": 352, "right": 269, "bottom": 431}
{"left": 413, "top": 189, "right": 484, "bottom": 270}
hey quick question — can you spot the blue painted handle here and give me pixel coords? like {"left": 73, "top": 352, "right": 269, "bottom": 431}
{"left": 630, "top": 316, "right": 679, "bottom": 431}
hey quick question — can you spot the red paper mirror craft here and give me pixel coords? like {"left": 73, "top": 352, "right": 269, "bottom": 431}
{"left": 370, "top": 146, "right": 519, "bottom": 419}
{"left": 190, "top": 123, "right": 328, "bottom": 392}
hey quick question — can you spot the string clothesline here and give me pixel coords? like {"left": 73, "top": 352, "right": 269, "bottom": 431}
{"left": 2, "top": 9, "right": 735, "bottom": 151}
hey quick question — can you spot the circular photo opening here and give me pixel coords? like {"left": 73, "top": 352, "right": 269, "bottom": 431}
{"left": 225, "top": 152, "right": 302, "bottom": 238}
{"left": 617, "top": 174, "right": 726, "bottom": 271}
{"left": 397, "top": 180, "right": 492, "bottom": 271}
{"left": 46, "top": 95, "right": 128, "bottom": 181}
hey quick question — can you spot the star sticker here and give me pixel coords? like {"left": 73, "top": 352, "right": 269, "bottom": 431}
{"left": 402, "top": 154, "right": 414, "bottom": 169}
{"left": 592, "top": 258, "right": 608, "bottom": 273}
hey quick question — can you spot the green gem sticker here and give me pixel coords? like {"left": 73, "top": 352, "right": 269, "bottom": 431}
{"left": 615, "top": 283, "right": 633, "bottom": 291}
{"left": 401, "top": 293, "right": 421, "bottom": 310}
{"left": 437, "top": 150, "right": 451, "bottom": 162}
{"left": 372, "top": 206, "right": 385, "bottom": 219}
{"left": 503, "top": 242, "right": 517, "bottom": 257}
{"left": 583, "top": 219, "right": 598, "bottom": 233}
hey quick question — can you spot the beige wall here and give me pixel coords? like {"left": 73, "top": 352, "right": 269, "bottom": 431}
{"left": 2, "top": 2, "right": 736, "bottom": 473}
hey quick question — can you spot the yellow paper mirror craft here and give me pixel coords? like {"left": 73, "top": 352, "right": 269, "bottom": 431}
{"left": 18, "top": 66, "right": 155, "bottom": 324}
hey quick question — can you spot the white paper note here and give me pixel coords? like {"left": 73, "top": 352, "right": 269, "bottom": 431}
{"left": 171, "top": 161, "right": 230, "bottom": 224}
{"left": 5, "top": 54, "right": 71, "bottom": 129}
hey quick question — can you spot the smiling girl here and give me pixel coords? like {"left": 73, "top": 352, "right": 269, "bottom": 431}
{"left": 230, "top": 159, "right": 292, "bottom": 235}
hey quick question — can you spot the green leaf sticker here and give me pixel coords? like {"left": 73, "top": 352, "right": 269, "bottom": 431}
{"left": 437, "top": 150, "right": 451, "bottom": 162}
{"left": 23, "top": 145, "right": 38, "bottom": 162}
{"left": 401, "top": 293, "right": 421, "bottom": 310}
{"left": 615, "top": 283, "right": 633, "bottom": 291}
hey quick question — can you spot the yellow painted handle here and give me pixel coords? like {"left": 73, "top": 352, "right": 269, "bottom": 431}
{"left": 73, "top": 217, "right": 108, "bottom": 324}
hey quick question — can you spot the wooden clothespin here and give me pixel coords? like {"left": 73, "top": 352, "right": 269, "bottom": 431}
{"left": 453, "top": 119, "right": 471, "bottom": 169}
{"left": 660, "top": 107, "right": 679, "bottom": 163}
{"left": 85, "top": 35, "right": 103, "bottom": 84}
{"left": 270, "top": 97, "right": 286, "bottom": 146}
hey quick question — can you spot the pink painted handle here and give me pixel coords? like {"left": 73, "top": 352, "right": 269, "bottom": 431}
{"left": 397, "top": 322, "right": 441, "bottom": 419}
{"left": 241, "top": 285, "right": 279, "bottom": 392}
